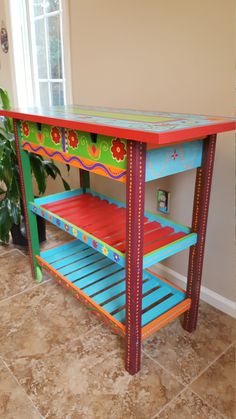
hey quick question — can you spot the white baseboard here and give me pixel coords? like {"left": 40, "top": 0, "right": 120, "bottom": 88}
{"left": 150, "top": 263, "right": 236, "bottom": 319}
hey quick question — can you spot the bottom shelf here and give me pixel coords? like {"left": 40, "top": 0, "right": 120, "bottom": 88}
{"left": 37, "top": 240, "right": 191, "bottom": 340}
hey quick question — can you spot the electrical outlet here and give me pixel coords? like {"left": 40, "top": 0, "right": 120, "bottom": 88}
{"left": 157, "top": 189, "right": 170, "bottom": 214}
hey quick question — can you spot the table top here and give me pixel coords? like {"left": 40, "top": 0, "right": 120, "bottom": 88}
{"left": 0, "top": 105, "right": 235, "bottom": 145}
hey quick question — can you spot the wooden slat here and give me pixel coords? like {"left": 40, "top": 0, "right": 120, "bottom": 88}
{"left": 143, "top": 232, "right": 186, "bottom": 254}
{"left": 59, "top": 253, "right": 105, "bottom": 276}
{"left": 83, "top": 269, "right": 125, "bottom": 296}
{"left": 51, "top": 247, "right": 96, "bottom": 270}
{"left": 142, "top": 293, "right": 184, "bottom": 326}
{"left": 67, "top": 258, "right": 111, "bottom": 282}
{"left": 35, "top": 190, "right": 194, "bottom": 268}
{"left": 73, "top": 263, "right": 121, "bottom": 289}
{"left": 41, "top": 239, "right": 81, "bottom": 258}
{"left": 39, "top": 239, "right": 189, "bottom": 339}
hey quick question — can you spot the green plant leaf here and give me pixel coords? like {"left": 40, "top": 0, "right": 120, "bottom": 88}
{"left": 9, "top": 201, "right": 21, "bottom": 224}
{"left": 42, "top": 161, "right": 57, "bottom": 179}
{"left": 0, "top": 88, "right": 11, "bottom": 110}
{"left": 0, "top": 204, "right": 12, "bottom": 244}
{"left": 8, "top": 168, "right": 20, "bottom": 202}
{"left": 61, "top": 177, "right": 70, "bottom": 191}
{"left": 0, "top": 127, "right": 9, "bottom": 140}
{"left": 1, "top": 149, "right": 13, "bottom": 187}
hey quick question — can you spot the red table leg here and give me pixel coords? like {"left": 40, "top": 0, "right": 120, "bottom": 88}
{"left": 183, "top": 134, "right": 217, "bottom": 332}
{"left": 125, "top": 140, "right": 146, "bottom": 375}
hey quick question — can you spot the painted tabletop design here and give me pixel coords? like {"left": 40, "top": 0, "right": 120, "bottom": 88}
{"left": 0, "top": 105, "right": 235, "bottom": 144}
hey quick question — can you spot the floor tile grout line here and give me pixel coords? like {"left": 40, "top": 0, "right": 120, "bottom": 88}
{"left": 150, "top": 384, "right": 188, "bottom": 419}
{"left": 187, "top": 340, "right": 235, "bottom": 387}
{"left": 186, "top": 341, "right": 236, "bottom": 417}
{"left": 144, "top": 339, "right": 235, "bottom": 388}
{"left": 190, "top": 389, "right": 227, "bottom": 419}
{"left": 14, "top": 248, "right": 28, "bottom": 257}
{"left": 0, "top": 247, "right": 27, "bottom": 257}
{"left": 0, "top": 277, "right": 53, "bottom": 306}
{"left": 144, "top": 341, "right": 235, "bottom": 419}
{"left": 142, "top": 348, "right": 185, "bottom": 386}
{"left": 0, "top": 355, "right": 45, "bottom": 419}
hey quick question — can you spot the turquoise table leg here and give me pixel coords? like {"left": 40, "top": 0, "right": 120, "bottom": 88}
{"left": 14, "top": 119, "right": 42, "bottom": 282}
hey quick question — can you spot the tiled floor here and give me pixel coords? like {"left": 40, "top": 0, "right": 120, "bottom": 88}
{"left": 0, "top": 225, "right": 235, "bottom": 419}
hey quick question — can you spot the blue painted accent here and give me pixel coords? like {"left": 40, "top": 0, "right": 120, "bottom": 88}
{"left": 40, "top": 239, "right": 187, "bottom": 328}
{"left": 74, "top": 263, "right": 121, "bottom": 289}
{"left": 95, "top": 280, "right": 126, "bottom": 307}
{"left": 67, "top": 258, "right": 110, "bottom": 282}
{"left": 145, "top": 140, "right": 203, "bottom": 181}
{"left": 102, "top": 276, "right": 158, "bottom": 315}
{"left": 143, "top": 233, "right": 197, "bottom": 268}
{"left": 51, "top": 247, "right": 95, "bottom": 270}
{"left": 142, "top": 294, "right": 184, "bottom": 326}
{"left": 142, "top": 286, "right": 173, "bottom": 308}
{"left": 83, "top": 269, "right": 125, "bottom": 296}
{"left": 59, "top": 253, "right": 104, "bottom": 276}
{"left": 40, "top": 239, "right": 81, "bottom": 259}
{"left": 35, "top": 188, "right": 83, "bottom": 205}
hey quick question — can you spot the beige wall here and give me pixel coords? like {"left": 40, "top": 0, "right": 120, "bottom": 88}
{"left": 69, "top": 0, "right": 235, "bottom": 301}
{"left": 0, "top": 0, "right": 234, "bottom": 302}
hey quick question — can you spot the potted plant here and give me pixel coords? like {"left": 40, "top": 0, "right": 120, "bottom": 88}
{"left": 0, "top": 88, "right": 70, "bottom": 245}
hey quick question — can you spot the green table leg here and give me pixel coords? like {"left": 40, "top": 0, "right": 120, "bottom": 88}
{"left": 14, "top": 119, "right": 41, "bottom": 282}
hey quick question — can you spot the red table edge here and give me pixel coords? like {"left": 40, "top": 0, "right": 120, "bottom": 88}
{"left": 0, "top": 109, "right": 235, "bottom": 146}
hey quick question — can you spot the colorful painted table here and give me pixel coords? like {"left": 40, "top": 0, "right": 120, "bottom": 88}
{"left": 1, "top": 105, "right": 235, "bottom": 375}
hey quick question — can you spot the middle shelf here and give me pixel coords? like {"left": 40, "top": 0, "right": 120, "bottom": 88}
{"left": 30, "top": 188, "right": 197, "bottom": 269}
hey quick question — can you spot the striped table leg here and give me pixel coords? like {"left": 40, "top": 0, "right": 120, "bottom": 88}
{"left": 14, "top": 119, "right": 40, "bottom": 279}
{"left": 183, "top": 134, "right": 217, "bottom": 332}
{"left": 125, "top": 140, "right": 146, "bottom": 375}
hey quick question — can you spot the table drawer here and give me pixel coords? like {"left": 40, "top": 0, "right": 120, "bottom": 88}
{"left": 20, "top": 120, "right": 127, "bottom": 182}
{"left": 20, "top": 120, "right": 203, "bottom": 182}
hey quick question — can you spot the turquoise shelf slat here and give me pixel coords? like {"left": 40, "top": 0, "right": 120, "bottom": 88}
{"left": 39, "top": 239, "right": 187, "bottom": 331}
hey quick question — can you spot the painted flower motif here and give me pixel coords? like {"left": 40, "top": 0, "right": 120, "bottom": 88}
{"left": 56, "top": 219, "right": 61, "bottom": 227}
{"left": 68, "top": 130, "right": 79, "bottom": 149}
{"left": 33, "top": 206, "right": 37, "bottom": 213}
{"left": 41, "top": 211, "right": 45, "bottom": 217}
{"left": 171, "top": 149, "right": 178, "bottom": 160}
{"left": 111, "top": 138, "right": 127, "bottom": 161}
{"left": 51, "top": 127, "right": 61, "bottom": 144}
{"left": 102, "top": 246, "right": 109, "bottom": 256}
{"left": 87, "top": 144, "right": 101, "bottom": 159}
{"left": 48, "top": 214, "right": 53, "bottom": 221}
{"left": 92, "top": 240, "right": 98, "bottom": 249}
{"left": 22, "top": 121, "right": 29, "bottom": 137}
{"left": 113, "top": 253, "right": 120, "bottom": 262}
{"left": 64, "top": 224, "right": 69, "bottom": 232}
{"left": 72, "top": 228, "right": 77, "bottom": 237}
{"left": 82, "top": 234, "right": 88, "bottom": 243}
